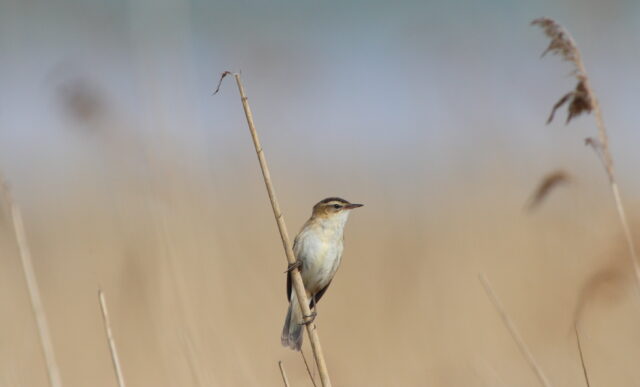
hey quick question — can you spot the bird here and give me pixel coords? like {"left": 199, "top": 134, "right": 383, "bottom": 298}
{"left": 281, "top": 197, "right": 363, "bottom": 351}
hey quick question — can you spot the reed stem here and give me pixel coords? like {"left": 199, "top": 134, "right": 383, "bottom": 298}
{"left": 278, "top": 361, "right": 291, "bottom": 387}
{"left": 98, "top": 289, "right": 127, "bottom": 387}
{"left": 0, "top": 178, "right": 63, "bottom": 387}
{"left": 217, "top": 71, "right": 333, "bottom": 387}
{"left": 480, "top": 274, "right": 553, "bottom": 387}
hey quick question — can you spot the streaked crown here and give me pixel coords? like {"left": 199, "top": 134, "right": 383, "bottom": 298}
{"left": 312, "top": 197, "right": 363, "bottom": 217}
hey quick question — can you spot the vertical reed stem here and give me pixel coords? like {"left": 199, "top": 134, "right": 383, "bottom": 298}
{"left": 220, "top": 72, "right": 332, "bottom": 387}
{"left": 0, "top": 179, "right": 63, "bottom": 387}
{"left": 532, "top": 18, "right": 640, "bottom": 291}
{"left": 574, "top": 324, "right": 591, "bottom": 387}
{"left": 300, "top": 350, "right": 318, "bottom": 387}
{"left": 574, "top": 55, "right": 640, "bottom": 291}
{"left": 278, "top": 361, "right": 291, "bottom": 387}
{"left": 98, "top": 289, "right": 127, "bottom": 387}
{"left": 479, "top": 274, "right": 553, "bottom": 387}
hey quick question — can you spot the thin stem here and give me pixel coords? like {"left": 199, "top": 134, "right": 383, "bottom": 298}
{"left": 1, "top": 179, "right": 63, "bottom": 387}
{"left": 574, "top": 324, "right": 591, "bottom": 387}
{"left": 220, "top": 72, "right": 333, "bottom": 387}
{"left": 609, "top": 181, "right": 640, "bottom": 290}
{"left": 278, "top": 361, "right": 291, "bottom": 387}
{"left": 575, "top": 57, "right": 640, "bottom": 290}
{"left": 98, "top": 289, "right": 127, "bottom": 387}
{"left": 479, "top": 274, "right": 553, "bottom": 387}
{"left": 301, "top": 350, "right": 318, "bottom": 387}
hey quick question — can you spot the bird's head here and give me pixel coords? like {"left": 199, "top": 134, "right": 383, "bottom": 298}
{"left": 311, "top": 197, "right": 363, "bottom": 219}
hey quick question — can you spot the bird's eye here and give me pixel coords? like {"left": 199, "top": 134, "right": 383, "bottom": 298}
{"left": 333, "top": 204, "right": 341, "bottom": 209}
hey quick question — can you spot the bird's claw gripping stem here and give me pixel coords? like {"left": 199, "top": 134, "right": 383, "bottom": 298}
{"left": 299, "top": 311, "right": 317, "bottom": 326}
{"left": 285, "top": 260, "right": 302, "bottom": 273}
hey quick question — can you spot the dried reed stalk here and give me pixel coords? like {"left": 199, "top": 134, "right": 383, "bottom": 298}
{"left": 573, "top": 324, "right": 591, "bottom": 387}
{"left": 300, "top": 350, "right": 318, "bottom": 387}
{"left": 532, "top": 17, "right": 640, "bottom": 290}
{"left": 479, "top": 274, "right": 553, "bottom": 387}
{"left": 215, "top": 72, "right": 333, "bottom": 387}
{"left": 98, "top": 289, "right": 127, "bottom": 387}
{"left": 278, "top": 361, "right": 291, "bottom": 387}
{"left": 0, "top": 178, "right": 63, "bottom": 387}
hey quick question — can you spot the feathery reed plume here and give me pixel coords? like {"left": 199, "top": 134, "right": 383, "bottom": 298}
{"left": 98, "top": 289, "right": 127, "bottom": 387}
{"left": 0, "top": 177, "right": 63, "bottom": 387}
{"left": 278, "top": 361, "right": 291, "bottom": 387}
{"left": 526, "top": 170, "right": 571, "bottom": 211}
{"left": 532, "top": 17, "right": 640, "bottom": 290}
{"left": 215, "top": 72, "right": 333, "bottom": 387}
{"left": 531, "top": 18, "right": 591, "bottom": 125}
{"left": 479, "top": 274, "right": 553, "bottom": 387}
{"left": 573, "top": 324, "right": 591, "bottom": 387}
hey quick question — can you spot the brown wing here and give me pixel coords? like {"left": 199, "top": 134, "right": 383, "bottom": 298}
{"left": 287, "top": 235, "right": 301, "bottom": 301}
{"left": 311, "top": 280, "right": 332, "bottom": 308}
{"left": 289, "top": 274, "right": 332, "bottom": 310}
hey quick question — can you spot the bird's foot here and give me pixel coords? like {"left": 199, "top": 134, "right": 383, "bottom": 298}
{"left": 299, "top": 311, "right": 317, "bottom": 326}
{"left": 284, "top": 260, "right": 302, "bottom": 273}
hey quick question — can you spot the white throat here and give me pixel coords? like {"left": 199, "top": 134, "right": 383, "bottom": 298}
{"left": 318, "top": 211, "right": 351, "bottom": 237}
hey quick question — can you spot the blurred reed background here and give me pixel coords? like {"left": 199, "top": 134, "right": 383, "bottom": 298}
{"left": 1, "top": 0, "right": 640, "bottom": 386}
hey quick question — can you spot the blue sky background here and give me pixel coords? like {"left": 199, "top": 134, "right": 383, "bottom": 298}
{"left": 1, "top": 1, "right": 639, "bottom": 228}
{"left": 2, "top": 0, "right": 639, "bottom": 189}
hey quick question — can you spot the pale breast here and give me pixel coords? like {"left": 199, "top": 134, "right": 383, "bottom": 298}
{"left": 294, "top": 228, "right": 344, "bottom": 294}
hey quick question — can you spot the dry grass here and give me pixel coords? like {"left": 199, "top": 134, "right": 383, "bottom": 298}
{"left": 532, "top": 17, "right": 640, "bottom": 292}
{"left": 479, "top": 274, "right": 552, "bottom": 387}
{"left": 278, "top": 361, "right": 290, "bottom": 387}
{"left": 98, "top": 289, "right": 127, "bottom": 387}
{"left": 1, "top": 149, "right": 639, "bottom": 386}
{"left": 0, "top": 177, "right": 63, "bottom": 387}
{"left": 574, "top": 324, "right": 591, "bottom": 387}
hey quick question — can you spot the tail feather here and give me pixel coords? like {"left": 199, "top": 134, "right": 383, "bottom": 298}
{"left": 281, "top": 295, "right": 304, "bottom": 351}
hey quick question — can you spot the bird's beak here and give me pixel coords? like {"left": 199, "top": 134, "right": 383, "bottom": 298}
{"left": 345, "top": 203, "right": 363, "bottom": 210}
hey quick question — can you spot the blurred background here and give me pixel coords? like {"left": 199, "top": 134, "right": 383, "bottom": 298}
{"left": 1, "top": 0, "right": 640, "bottom": 385}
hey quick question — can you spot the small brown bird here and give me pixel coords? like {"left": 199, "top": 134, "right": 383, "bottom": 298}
{"left": 281, "top": 197, "right": 363, "bottom": 351}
